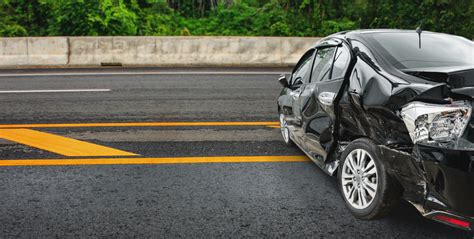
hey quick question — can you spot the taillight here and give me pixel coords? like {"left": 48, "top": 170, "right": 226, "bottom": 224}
{"left": 433, "top": 214, "right": 471, "bottom": 230}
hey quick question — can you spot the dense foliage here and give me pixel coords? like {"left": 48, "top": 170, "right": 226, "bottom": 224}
{"left": 0, "top": 0, "right": 472, "bottom": 38}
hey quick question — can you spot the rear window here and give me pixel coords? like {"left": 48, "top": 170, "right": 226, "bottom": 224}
{"left": 366, "top": 32, "right": 474, "bottom": 70}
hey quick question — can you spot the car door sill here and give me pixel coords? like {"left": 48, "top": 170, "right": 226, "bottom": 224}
{"left": 292, "top": 139, "right": 333, "bottom": 175}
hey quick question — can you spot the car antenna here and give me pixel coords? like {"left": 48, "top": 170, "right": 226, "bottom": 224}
{"left": 416, "top": 26, "right": 422, "bottom": 49}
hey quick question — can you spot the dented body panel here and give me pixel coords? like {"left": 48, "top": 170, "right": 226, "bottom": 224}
{"left": 278, "top": 29, "right": 474, "bottom": 230}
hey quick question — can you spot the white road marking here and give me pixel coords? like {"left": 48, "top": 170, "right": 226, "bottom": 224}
{"left": 0, "top": 89, "right": 111, "bottom": 94}
{"left": 0, "top": 71, "right": 289, "bottom": 77}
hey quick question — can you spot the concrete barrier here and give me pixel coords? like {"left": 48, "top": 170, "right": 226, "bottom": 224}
{"left": 0, "top": 37, "right": 69, "bottom": 67}
{"left": 0, "top": 36, "right": 320, "bottom": 68}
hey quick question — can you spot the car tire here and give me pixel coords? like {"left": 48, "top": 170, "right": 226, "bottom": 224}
{"left": 279, "top": 113, "right": 294, "bottom": 147}
{"left": 337, "top": 138, "right": 401, "bottom": 220}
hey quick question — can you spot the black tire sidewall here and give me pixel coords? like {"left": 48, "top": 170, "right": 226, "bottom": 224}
{"left": 337, "top": 138, "right": 389, "bottom": 219}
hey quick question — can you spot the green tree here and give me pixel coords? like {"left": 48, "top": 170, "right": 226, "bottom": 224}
{"left": 0, "top": 0, "right": 48, "bottom": 36}
{"left": 47, "top": 0, "right": 138, "bottom": 36}
{"left": 0, "top": 0, "right": 471, "bottom": 38}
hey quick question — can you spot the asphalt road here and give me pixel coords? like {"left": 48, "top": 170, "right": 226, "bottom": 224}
{"left": 0, "top": 68, "right": 471, "bottom": 238}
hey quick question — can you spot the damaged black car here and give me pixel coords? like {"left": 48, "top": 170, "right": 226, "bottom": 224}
{"left": 277, "top": 29, "right": 474, "bottom": 230}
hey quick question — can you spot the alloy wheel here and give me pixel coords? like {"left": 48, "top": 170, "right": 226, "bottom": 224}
{"left": 341, "top": 149, "right": 378, "bottom": 210}
{"left": 279, "top": 114, "right": 290, "bottom": 143}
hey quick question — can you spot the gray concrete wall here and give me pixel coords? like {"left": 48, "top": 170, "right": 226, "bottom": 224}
{"left": 0, "top": 36, "right": 320, "bottom": 68}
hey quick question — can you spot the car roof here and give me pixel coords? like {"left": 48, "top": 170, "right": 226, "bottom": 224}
{"left": 309, "top": 29, "right": 472, "bottom": 86}
{"left": 346, "top": 29, "right": 421, "bottom": 34}
{"left": 341, "top": 29, "right": 458, "bottom": 40}
{"left": 312, "top": 29, "right": 454, "bottom": 48}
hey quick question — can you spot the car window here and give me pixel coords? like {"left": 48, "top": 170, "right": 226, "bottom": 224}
{"left": 366, "top": 32, "right": 474, "bottom": 69}
{"left": 311, "top": 47, "right": 336, "bottom": 82}
{"left": 292, "top": 50, "right": 315, "bottom": 85}
{"left": 330, "top": 45, "right": 351, "bottom": 79}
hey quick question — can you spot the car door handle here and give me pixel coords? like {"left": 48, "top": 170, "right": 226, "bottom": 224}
{"left": 318, "top": 92, "right": 336, "bottom": 106}
{"left": 291, "top": 88, "right": 304, "bottom": 98}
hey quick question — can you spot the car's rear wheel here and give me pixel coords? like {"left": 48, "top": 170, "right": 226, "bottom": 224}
{"left": 337, "top": 138, "right": 401, "bottom": 219}
{"left": 279, "top": 113, "right": 294, "bottom": 146}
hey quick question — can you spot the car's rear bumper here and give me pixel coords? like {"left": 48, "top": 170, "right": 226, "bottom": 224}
{"left": 380, "top": 143, "right": 474, "bottom": 230}
{"left": 416, "top": 143, "right": 474, "bottom": 217}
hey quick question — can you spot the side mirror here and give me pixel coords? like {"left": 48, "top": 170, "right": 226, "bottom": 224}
{"left": 278, "top": 74, "right": 289, "bottom": 88}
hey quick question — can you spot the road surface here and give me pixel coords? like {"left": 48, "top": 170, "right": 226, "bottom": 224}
{"left": 0, "top": 68, "right": 471, "bottom": 238}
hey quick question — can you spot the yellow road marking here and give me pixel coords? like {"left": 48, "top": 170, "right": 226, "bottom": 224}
{"left": 0, "top": 122, "right": 279, "bottom": 129}
{"left": 0, "top": 156, "right": 309, "bottom": 167}
{"left": 0, "top": 129, "right": 137, "bottom": 157}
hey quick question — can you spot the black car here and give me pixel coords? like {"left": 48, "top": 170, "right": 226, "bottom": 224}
{"left": 277, "top": 29, "right": 474, "bottom": 231}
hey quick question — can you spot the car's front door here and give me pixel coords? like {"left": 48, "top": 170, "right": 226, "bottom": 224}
{"left": 286, "top": 49, "right": 315, "bottom": 145}
{"left": 299, "top": 40, "right": 352, "bottom": 163}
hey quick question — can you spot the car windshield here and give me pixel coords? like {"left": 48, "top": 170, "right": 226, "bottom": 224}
{"left": 366, "top": 32, "right": 474, "bottom": 70}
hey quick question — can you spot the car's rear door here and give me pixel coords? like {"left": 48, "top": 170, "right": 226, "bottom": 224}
{"left": 300, "top": 40, "right": 352, "bottom": 163}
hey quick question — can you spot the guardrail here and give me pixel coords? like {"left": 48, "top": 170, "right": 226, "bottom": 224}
{"left": 0, "top": 36, "right": 320, "bottom": 68}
